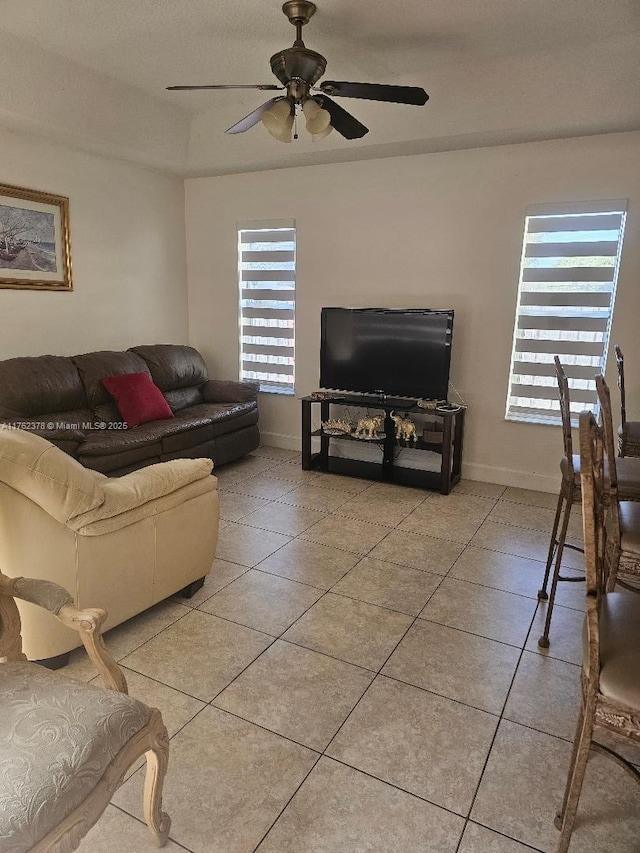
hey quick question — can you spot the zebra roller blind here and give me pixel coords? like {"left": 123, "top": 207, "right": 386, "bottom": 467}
{"left": 238, "top": 221, "right": 296, "bottom": 395}
{"left": 506, "top": 200, "right": 627, "bottom": 425}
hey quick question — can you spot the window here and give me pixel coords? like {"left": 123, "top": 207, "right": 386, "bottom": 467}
{"left": 506, "top": 201, "right": 627, "bottom": 425}
{"left": 237, "top": 220, "right": 296, "bottom": 395}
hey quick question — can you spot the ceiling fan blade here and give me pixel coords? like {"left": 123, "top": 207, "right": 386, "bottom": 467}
{"left": 225, "top": 97, "right": 286, "bottom": 134}
{"left": 167, "top": 84, "right": 283, "bottom": 91}
{"left": 319, "top": 81, "right": 428, "bottom": 106}
{"left": 314, "top": 96, "right": 368, "bottom": 140}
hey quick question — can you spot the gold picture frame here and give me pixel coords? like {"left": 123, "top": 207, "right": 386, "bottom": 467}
{"left": 0, "top": 183, "right": 72, "bottom": 291}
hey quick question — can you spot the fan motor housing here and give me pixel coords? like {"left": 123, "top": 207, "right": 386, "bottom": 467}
{"left": 270, "top": 46, "right": 327, "bottom": 87}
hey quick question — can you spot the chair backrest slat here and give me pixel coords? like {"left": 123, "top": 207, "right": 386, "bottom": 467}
{"left": 594, "top": 374, "right": 623, "bottom": 562}
{"left": 554, "top": 356, "right": 574, "bottom": 472}
{"left": 614, "top": 344, "right": 627, "bottom": 431}
{"left": 578, "top": 410, "right": 604, "bottom": 681}
{"left": 595, "top": 374, "right": 619, "bottom": 493}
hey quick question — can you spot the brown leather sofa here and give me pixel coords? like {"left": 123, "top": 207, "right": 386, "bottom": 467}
{"left": 0, "top": 344, "right": 259, "bottom": 476}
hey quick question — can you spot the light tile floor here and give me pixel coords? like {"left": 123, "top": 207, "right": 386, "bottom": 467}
{"left": 70, "top": 446, "right": 640, "bottom": 853}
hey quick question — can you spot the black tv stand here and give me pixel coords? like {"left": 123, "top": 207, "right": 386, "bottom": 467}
{"left": 301, "top": 394, "right": 465, "bottom": 495}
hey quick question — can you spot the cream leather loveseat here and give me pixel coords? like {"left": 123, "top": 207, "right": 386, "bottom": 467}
{"left": 0, "top": 426, "right": 219, "bottom": 664}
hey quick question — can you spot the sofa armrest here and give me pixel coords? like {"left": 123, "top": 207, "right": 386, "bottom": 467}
{"left": 67, "top": 457, "right": 214, "bottom": 530}
{"left": 201, "top": 379, "right": 259, "bottom": 404}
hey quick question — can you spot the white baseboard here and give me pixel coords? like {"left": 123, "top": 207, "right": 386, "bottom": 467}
{"left": 461, "top": 462, "right": 559, "bottom": 494}
{"left": 260, "top": 431, "right": 301, "bottom": 451}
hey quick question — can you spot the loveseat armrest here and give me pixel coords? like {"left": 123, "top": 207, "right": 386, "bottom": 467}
{"left": 67, "top": 458, "right": 215, "bottom": 532}
{"left": 201, "top": 379, "right": 259, "bottom": 404}
{"left": 0, "top": 575, "right": 126, "bottom": 693}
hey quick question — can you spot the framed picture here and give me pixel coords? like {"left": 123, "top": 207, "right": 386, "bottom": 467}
{"left": 0, "top": 183, "right": 72, "bottom": 291}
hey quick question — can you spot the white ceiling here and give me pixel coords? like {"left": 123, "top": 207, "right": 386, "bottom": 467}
{"left": 0, "top": 0, "right": 639, "bottom": 176}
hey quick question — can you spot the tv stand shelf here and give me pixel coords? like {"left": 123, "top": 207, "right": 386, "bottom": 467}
{"left": 301, "top": 395, "right": 465, "bottom": 495}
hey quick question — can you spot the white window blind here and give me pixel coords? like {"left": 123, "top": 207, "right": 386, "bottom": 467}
{"left": 238, "top": 221, "right": 296, "bottom": 395}
{"left": 506, "top": 201, "right": 627, "bottom": 425}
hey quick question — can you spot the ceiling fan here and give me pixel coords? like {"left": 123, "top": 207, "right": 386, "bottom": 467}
{"left": 167, "top": 0, "right": 429, "bottom": 142}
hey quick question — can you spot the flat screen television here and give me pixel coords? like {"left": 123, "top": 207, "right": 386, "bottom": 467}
{"left": 320, "top": 307, "right": 454, "bottom": 401}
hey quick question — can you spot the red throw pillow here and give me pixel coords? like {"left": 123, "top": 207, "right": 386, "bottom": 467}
{"left": 101, "top": 372, "right": 174, "bottom": 428}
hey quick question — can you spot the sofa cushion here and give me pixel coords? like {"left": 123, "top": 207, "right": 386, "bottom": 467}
{"left": 78, "top": 418, "right": 206, "bottom": 458}
{"left": 172, "top": 400, "right": 257, "bottom": 429}
{"left": 0, "top": 662, "right": 151, "bottom": 853}
{"left": 164, "top": 386, "right": 203, "bottom": 413}
{"left": 0, "top": 355, "right": 87, "bottom": 420}
{"left": 0, "top": 426, "right": 104, "bottom": 523}
{"left": 73, "top": 350, "right": 151, "bottom": 423}
{"left": 210, "top": 402, "right": 259, "bottom": 437}
{"left": 130, "top": 345, "right": 208, "bottom": 392}
{"left": 102, "top": 373, "right": 174, "bottom": 428}
{"left": 68, "top": 458, "right": 214, "bottom": 531}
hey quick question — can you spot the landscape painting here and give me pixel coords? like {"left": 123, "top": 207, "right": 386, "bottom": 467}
{"left": 0, "top": 184, "right": 72, "bottom": 290}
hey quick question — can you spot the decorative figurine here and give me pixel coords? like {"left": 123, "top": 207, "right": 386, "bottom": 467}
{"left": 354, "top": 415, "right": 383, "bottom": 439}
{"left": 391, "top": 411, "right": 418, "bottom": 443}
{"left": 399, "top": 416, "right": 418, "bottom": 444}
{"left": 321, "top": 418, "right": 352, "bottom": 434}
{"left": 391, "top": 411, "right": 404, "bottom": 438}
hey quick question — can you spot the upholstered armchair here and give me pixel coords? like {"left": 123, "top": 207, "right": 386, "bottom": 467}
{"left": 0, "top": 426, "right": 219, "bottom": 666}
{"left": 0, "top": 572, "right": 170, "bottom": 852}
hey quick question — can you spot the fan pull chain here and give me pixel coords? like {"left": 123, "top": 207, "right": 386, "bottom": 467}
{"left": 293, "top": 104, "right": 299, "bottom": 140}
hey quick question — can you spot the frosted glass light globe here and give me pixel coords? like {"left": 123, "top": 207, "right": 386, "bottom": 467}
{"left": 303, "top": 99, "right": 331, "bottom": 134}
{"left": 262, "top": 99, "right": 293, "bottom": 141}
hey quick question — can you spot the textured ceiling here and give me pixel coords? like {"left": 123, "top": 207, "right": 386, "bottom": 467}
{"left": 0, "top": 0, "right": 639, "bottom": 175}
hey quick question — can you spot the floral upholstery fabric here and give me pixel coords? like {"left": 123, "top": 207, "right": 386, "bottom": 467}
{"left": 0, "top": 662, "right": 151, "bottom": 853}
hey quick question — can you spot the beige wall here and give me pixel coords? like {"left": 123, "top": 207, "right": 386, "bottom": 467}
{"left": 0, "top": 127, "right": 189, "bottom": 360}
{"left": 186, "top": 131, "right": 640, "bottom": 491}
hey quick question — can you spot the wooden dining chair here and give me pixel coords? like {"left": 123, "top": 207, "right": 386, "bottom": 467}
{"left": 0, "top": 572, "right": 171, "bottom": 853}
{"left": 614, "top": 345, "right": 640, "bottom": 457}
{"left": 537, "top": 357, "right": 584, "bottom": 648}
{"left": 595, "top": 374, "right": 640, "bottom": 593}
{"left": 539, "top": 360, "right": 640, "bottom": 648}
{"left": 554, "top": 409, "right": 640, "bottom": 853}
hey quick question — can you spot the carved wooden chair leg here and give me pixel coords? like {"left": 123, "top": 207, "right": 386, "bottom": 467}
{"left": 143, "top": 710, "right": 171, "bottom": 848}
{"left": 555, "top": 696, "right": 595, "bottom": 853}
{"left": 539, "top": 487, "right": 566, "bottom": 601}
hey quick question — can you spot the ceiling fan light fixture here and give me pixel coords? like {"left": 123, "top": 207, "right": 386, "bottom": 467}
{"left": 302, "top": 98, "right": 331, "bottom": 135}
{"left": 170, "top": 1, "right": 428, "bottom": 143}
{"left": 261, "top": 98, "right": 293, "bottom": 137}
{"left": 311, "top": 124, "right": 334, "bottom": 142}
{"left": 280, "top": 114, "right": 295, "bottom": 142}
{"left": 266, "top": 113, "right": 294, "bottom": 142}
{"left": 302, "top": 98, "right": 331, "bottom": 136}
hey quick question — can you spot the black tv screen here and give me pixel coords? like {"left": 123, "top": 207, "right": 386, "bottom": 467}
{"left": 320, "top": 308, "right": 454, "bottom": 400}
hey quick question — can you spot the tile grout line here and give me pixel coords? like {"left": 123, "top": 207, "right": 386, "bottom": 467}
{"left": 461, "top": 819, "right": 545, "bottom": 853}
{"left": 455, "top": 597, "right": 545, "bottom": 853}
{"left": 109, "top": 803, "right": 197, "bottom": 853}
{"left": 250, "top": 755, "right": 323, "bottom": 852}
